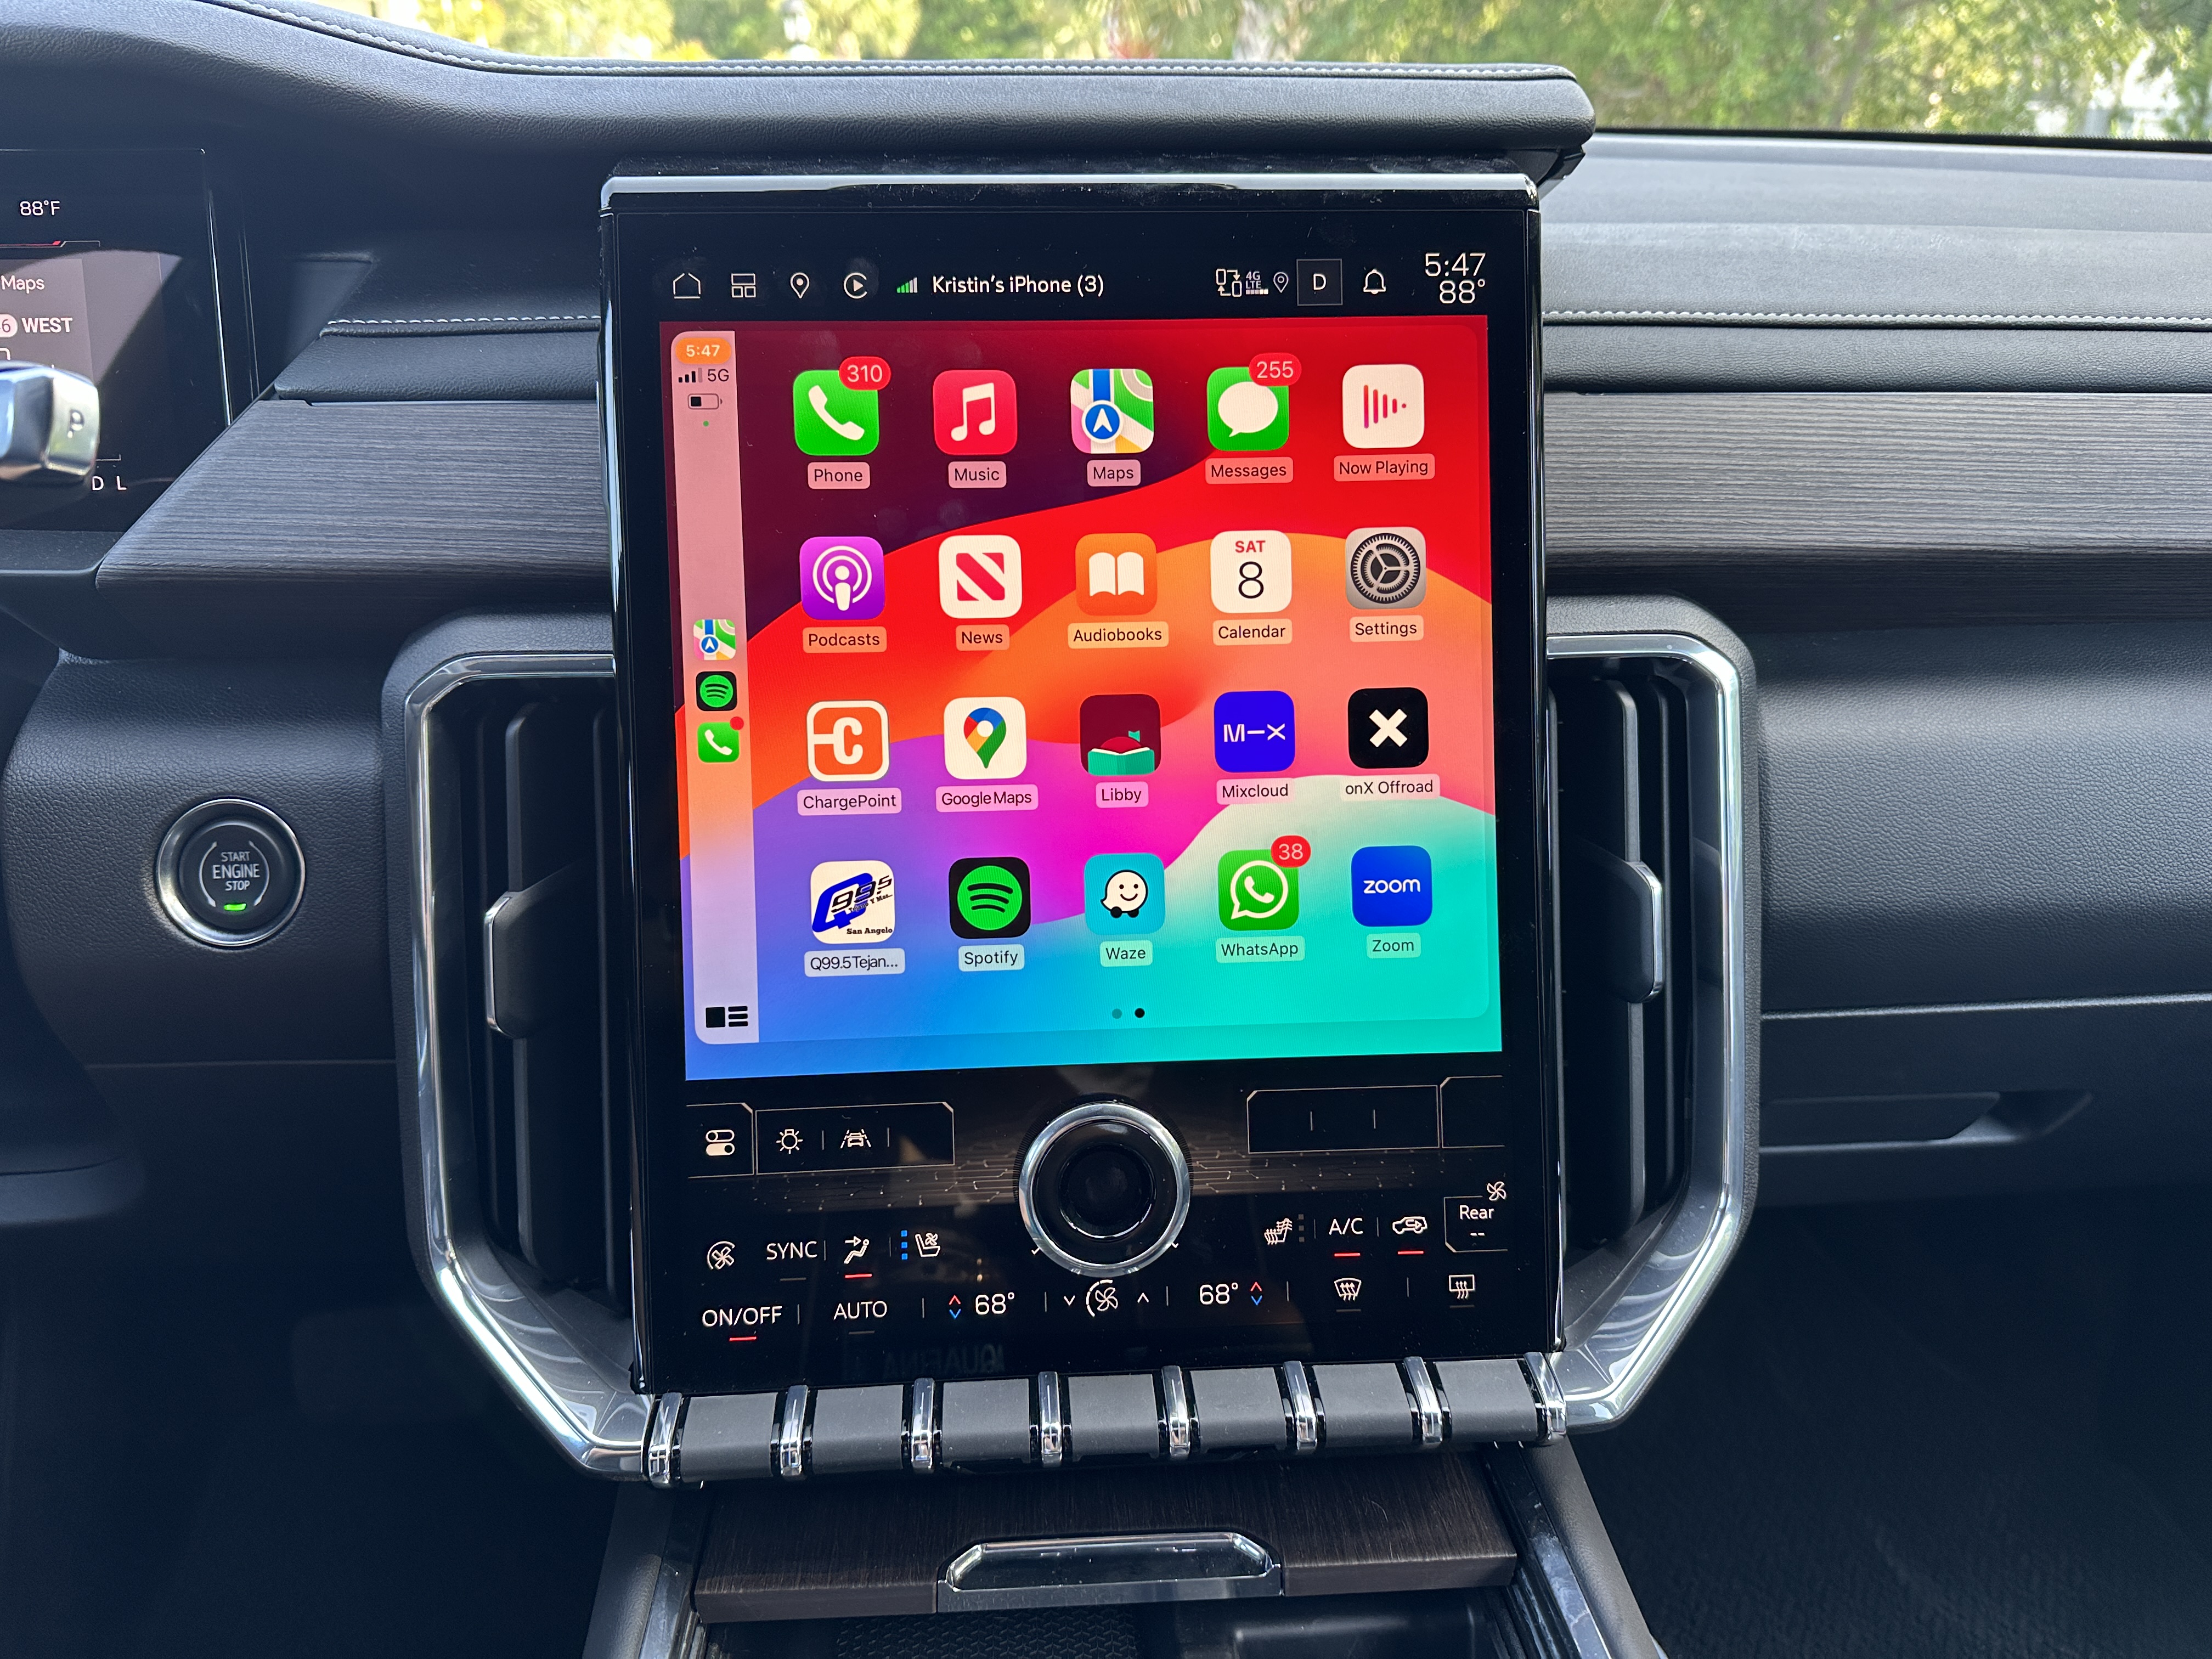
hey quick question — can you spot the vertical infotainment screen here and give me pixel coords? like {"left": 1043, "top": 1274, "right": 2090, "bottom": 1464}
{"left": 668, "top": 311, "right": 1498, "bottom": 1079}
{"left": 608, "top": 178, "right": 1554, "bottom": 1399}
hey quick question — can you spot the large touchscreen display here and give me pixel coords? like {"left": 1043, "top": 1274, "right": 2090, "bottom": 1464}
{"left": 668, "top": 316, "right": 1498, "bottom": 1081}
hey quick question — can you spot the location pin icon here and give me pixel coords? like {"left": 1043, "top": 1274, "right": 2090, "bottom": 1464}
{"left": 789, "top": 272, "right": 811, "bottom": 298}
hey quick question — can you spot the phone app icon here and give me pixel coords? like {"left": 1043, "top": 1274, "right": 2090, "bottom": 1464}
{"left": 933, "top": 370, "right": 1017, "bottom": 455}
{"left": 1210, "top": 531, "right": 1293, "bottom": 614}
{"left": 938, "top": 534, "right": 1023, "bottom": 619}
{"left": 949, "top": 856, "right": 1031, "bottom": 939}
{"left": 1085, "top": 852, "right": 1166, "bottom": 935}
{"left": 1348, "top": 687, "right": 1430, "bottom": 769}
{"left": 1214, "top": 690, "right": 1295, "bottom": 772}
{"left": 1345, "top": 527, "right": 1427, "bottom": 610}
{"left": 1075, "top": 533, "right": 1156, "bottom": 616}
{"left": 809, "top": 860, "right": 895, "bottom": 943}
{"left": 696, "top": 720, "right": 742, "bottom": 763}
{"left": 1352, "top": 846, "right": 1433, "bottom": 928}
{"left": 695, "top": 670, "right": 737, "bottom": 712}
{"left": 1206, "top": 366, "right": 1289, "bottom": 451}
{"left": 693, "top": 618, "right": 738, "bottom": 659}
{"left": 1070, "top": 368, "right": 1155, "bottom": 453}
{"left": 1217, "top": 848, "right": 1300, "bottom": 932}
{"left": 805, "top": 699, "right": 890, "bottom": 782}
{"left": 942, "top": 697, "right": 1028, "bottom": 780}
{"left": 1079, "top": 694, "right": 1161, "bottom": 777}
{"left": 792, "top": 369, "right": 879, "bottom": 456}
{"left": 800, "top": 535, "right": 886, "bottom": 620}
{"left": 1342, "top": 364, "right": 1425, "bottom": 450}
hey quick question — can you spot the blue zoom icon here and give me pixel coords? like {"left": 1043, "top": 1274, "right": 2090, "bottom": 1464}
{"left": 1351, "top": 845, "right": 1433, "bottom": 927}
{"left": 1214, "top": 689, "right": 1296, "bottom": 772}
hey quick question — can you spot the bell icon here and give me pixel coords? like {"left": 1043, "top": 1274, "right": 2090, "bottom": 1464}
{"left": 1362, "top": 268, "right": 1387, "bottom": 296}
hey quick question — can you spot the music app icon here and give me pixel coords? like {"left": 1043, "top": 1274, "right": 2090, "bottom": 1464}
{"left": 932, "top": 370, "right": 1018, "bottom": 456}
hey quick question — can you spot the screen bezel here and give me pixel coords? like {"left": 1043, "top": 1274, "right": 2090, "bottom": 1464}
{"left": 605, "top": 176, "right": 1556, "bottom": 1391}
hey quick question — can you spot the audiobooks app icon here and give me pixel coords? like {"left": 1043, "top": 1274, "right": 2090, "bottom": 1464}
{"left": 805, "top": 699, "right": 890, "bottom": 782}
{"left": 1074, "top": 533, "right": 1156, "bottom": 616}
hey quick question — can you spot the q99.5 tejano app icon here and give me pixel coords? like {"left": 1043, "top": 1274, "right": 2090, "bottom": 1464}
{"left": 809, "top": 860, "right": 895, "bottom": 944}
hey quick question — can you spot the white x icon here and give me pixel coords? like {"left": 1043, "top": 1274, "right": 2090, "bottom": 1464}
{"left": 1367, "top": 706, "right": 1409, "bottom": 748}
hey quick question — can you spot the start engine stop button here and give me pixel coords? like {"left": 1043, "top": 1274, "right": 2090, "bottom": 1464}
{"left": 158, "top": 800, "right": 303, "bottom": 946}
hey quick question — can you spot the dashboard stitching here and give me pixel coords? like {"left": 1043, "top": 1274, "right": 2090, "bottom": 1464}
{"left": 325, "top": 315, "right": 598, "bottom": 325}
{"left": 217, "top": 2, "right": 1576, "bottom": 79}
{"left": 1547, "top": 308, "right": 2212, "bottom": 327}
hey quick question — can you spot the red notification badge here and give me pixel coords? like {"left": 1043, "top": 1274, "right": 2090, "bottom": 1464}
{"left": 1271, "top": 834, "right": 1312, "bottom": 868}
{"left": 1248, "top": 353, "right": 1302, "bottom": 387}
{"left": 839, "top": 356, "right": 890, "bottom": 390}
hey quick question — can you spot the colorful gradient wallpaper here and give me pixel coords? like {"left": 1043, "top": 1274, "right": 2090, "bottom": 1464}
{"left": 665, "top": 316, "right": 1502, "bottom": 1080}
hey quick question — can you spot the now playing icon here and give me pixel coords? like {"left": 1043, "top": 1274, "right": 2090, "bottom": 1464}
{"left": 1347, "top": 687, "right": 1429, "bottom": 769}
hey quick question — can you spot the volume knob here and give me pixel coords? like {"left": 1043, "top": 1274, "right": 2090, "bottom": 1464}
{"left": 1018, "top": 1098, "right": 1190, "bottom": 1278}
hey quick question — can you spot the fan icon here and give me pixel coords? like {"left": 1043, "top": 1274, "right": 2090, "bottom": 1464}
{"left": 775, "top": 1126, "right": 804, "bottom": 1155}
{"left": 705, "top": 1240, "right": 736, "bottom": 1271}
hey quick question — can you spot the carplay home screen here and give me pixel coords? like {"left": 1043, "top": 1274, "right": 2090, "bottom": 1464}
{"left": 665, "top": 315, "right": 1498, "bottom": 1081}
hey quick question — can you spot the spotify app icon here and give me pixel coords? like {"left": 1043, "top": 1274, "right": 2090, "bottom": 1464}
{"left": 948, "top": 857, "right": 1031, "bottom": 939}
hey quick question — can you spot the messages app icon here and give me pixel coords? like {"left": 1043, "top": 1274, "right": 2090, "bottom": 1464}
{"left": 1217, "top": 848, "right": 1300, "bottom": 931}
{"left": 792, "top": 369, "right": 879, "bottom": 456}
{"left": 1206, "top": 367, "right": 1289, "bottom": 451}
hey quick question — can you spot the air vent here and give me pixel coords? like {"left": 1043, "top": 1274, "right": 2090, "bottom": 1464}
{"left": 439, "top": 675, "right": 628, "bottom": 1306}
{"left": 1553, "top": 661, "right": 1701, "bottom": 1249}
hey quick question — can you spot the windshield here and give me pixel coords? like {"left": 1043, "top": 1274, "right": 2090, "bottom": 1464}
{"left": 336, "top": 0, "right": 2211, "bottom": 139}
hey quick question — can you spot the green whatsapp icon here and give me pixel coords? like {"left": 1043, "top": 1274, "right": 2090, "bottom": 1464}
{"left": 1216, "top": 848, "right": 1299, "bottom": 930}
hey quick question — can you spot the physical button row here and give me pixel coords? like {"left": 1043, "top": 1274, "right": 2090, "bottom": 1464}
{"left": 646, "top": 1355, "right": 1563, "bottom": 1485}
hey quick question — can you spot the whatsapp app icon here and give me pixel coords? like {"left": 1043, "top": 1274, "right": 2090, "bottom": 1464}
{"left": 1216, "top": 848, "right": 1300, "bottom": 931}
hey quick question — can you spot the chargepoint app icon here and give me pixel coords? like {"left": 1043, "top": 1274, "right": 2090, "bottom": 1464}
{"left": 1217, "top": 848, "right": 1301, "bottom": 931}
{"left": 800, "top": 535, "right": 886, "bottom": 621}
{"left": 805, "top": 699, "right": 890, "bottom": 782}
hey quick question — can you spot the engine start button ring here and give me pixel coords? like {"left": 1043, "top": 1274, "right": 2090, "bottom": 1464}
{"left": 156, "top": 798, "right": 304, "bottom": 948}
{"left": 1018, "top": 1097, "right": 1191, "bottom": 1278}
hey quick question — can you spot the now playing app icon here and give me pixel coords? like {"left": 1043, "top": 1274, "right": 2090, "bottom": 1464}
{"left": 1348, "top": 687, "right": 1429, "bottom": 769}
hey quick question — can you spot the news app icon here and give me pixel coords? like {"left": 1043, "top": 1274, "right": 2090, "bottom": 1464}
{"left": 1075, "top": 533, "right": 1156, "bottom": 616}
{"left": 1214, "top": 690, "right": 1295, "bottom": 773}
{"left": 938, "top": 535, "right": 1023, "bottom": 618}
{"left": 941, "top": 697, "right": 1029, "bottom": 780}
{"left": 1351, "top": 845, "right": 1434, "bottom": 928}
{"left": 1069, "top": 368, "right": 1155, "bottom": 453}
{"left": 805, "top": 699, "right": 890, "bottom": 782}
{"left": 1341, "top": 364, "right": 1425, "bottom": 450}
{"left": 800, "top": 535, "right": 886, "bottom": 621}
{"left": 809, "top": 860, "right": 895, "bottom": 943}
{"left": 933, "top": 370, "right": 1018, "bottom": 456}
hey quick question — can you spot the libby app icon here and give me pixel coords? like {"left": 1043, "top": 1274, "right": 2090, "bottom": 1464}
{"left": 1342, "top": 364, "right": 1425, "bottom": 449}
{"left": 1214, "top": 690, "right": 1295, "bottom": 772}
{"left": 809, "top": 860, "right": 895, "bottom": 943}
{"left": 800, "top": 535, "right": 885, "bottom": 621}
{"left": 1075, "top": 533, "right": 1155, "bottom": 616}
{"left": 805, "top": 699, "right": 890, "bottom": 782}
{"left": 1080, "top": 694, "right": 1161, "bottom": 777}
{"left": 933, "top": 370, "right": 1017, "bottom": 455}
{"left": 693, "top": 618, "right": 738, "bottom": 658}
{"left": 1070, "top": 369, "right": 1155, "bottom": 453}
{"left": 942, "top": 697, "right": 1028, "bottom": 780}
{"left": 1085, "top": 852, "right": 1166, "bottom": 935}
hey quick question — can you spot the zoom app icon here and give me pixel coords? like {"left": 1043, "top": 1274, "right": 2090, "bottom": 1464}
{"left": 949, "top": 856, "right": 1031, "bottom": 939}
{"left": 1345, "top": 527, "right": 1426, "bottom": 610}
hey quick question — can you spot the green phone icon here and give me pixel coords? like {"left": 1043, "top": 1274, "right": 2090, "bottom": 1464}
{"left": 697, "top": 721, "right": 741, "bottom": 763}
{"left": 792, "top": 370, "right": 879, "bottom": 456}
{"left": 1217, "top": 848, "right": 1299, "bottom": 930}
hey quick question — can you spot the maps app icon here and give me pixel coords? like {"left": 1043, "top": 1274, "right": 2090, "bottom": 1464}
{"left": 1069, "top": 368, "right": 1155, "bottom": 453}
